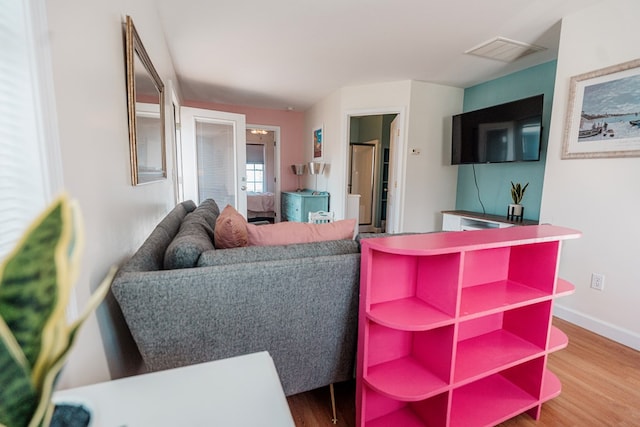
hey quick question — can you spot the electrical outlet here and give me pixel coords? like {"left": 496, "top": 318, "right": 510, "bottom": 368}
{"left": 591, "top": 273, "right": 605, "bottom": 291}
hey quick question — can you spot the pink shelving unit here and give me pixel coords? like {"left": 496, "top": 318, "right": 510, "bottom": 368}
{"left": 356, "top": 225, "right": 581, "bottom": 427}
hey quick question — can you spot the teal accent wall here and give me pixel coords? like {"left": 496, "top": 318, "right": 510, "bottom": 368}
{"left": 455, "top": 60, "right": 557, "bottom": 221}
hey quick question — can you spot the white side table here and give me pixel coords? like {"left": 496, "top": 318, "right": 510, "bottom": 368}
{"left": 53, "top": 351, "right": 295, "bottom": 426}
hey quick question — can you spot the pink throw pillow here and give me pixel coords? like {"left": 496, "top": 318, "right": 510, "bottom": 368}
{"left": 246, "top": 219, "right": 356, "bottom": 247}
{"left": 214, "top": 205, "right": 248, "bottom": 249}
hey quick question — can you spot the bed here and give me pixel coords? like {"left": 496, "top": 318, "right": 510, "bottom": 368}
{"left": 247, "top": 191, "right": 276, "bottom": 223}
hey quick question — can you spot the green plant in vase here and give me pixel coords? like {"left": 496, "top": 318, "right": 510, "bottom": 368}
{"left": 509, "top": 181, "right": 529, "bottom": 219}
{"left": 0, "top": 195, "right": 114, "bottom": 427}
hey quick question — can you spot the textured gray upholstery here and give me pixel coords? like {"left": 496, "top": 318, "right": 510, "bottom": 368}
{"left": 197, "top": 239, "right": 358, "bottom": 267}
{"left": 120, "top": 201, "right": 196, "bottom": 273}
{"left": 112, "top": 199, "right": 362, "bottom": 396}
{"left": 163, "top": 199, "right": 220, "bottom": 269}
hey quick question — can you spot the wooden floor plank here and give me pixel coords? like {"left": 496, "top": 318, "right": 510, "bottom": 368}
{"left": 287, "top": 317, "right": 640, "bottom": 426}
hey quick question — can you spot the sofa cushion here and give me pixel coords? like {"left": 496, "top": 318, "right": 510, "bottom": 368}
{"left": 163, "top": 212, "right": 215, "bottom": 269}
{"left": 214, "top": 205, "right": 249, "bottom": 249}
{"left": 197, "top": 239, "right": 359, "bottom": 267}
{"left": 246, "top": 219, "right": 356, "bottom": 247}
{"left": 192, "top": 198, "right": 220, "bottom": 230}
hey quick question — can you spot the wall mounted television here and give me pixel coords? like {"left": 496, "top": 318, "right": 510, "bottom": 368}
{"left": 451, "top": 94, "right": 544, "bottom": 165}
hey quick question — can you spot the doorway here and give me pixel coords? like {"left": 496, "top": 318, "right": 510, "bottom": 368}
{"left": 348, "top": 114, "right": 398, "bottom": 233}
{"left": 246, "top": 126, "right": 280, "bottom": 223}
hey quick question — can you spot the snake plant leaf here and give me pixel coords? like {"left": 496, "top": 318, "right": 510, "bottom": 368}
{"left": 30, "top": 199, "right": 83, "bottom": 394}
{"left": 0, "top": 195, "right": 95, "bottom": 427}
{"left": 29, "top": 266, "right": 116, "bottom": 427}
{"left": 0, "top": 199, "right": 67, "bottom": 374}
{"left": 0, "top": 318, "right": 38, "bottom": 427}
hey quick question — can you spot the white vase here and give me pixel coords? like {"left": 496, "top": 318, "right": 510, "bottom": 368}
{"left": 508, "top": 203, "right": 523, "bottom": 217}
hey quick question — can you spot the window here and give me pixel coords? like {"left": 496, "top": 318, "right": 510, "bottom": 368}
{"left": 246, "top": 163, "right": 264, "bottom": 192}
{"left": 245, "top": 143, "right": 265, "bottom": 192}
{"left": 0, "top": 0, "right": 61, "bottom": 258}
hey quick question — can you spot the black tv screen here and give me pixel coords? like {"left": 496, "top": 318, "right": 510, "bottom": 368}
{"left": 451, "top": 94, "right": 543, "bottom": 165}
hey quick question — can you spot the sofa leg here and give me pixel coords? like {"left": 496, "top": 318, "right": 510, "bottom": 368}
{"left": 330, "top": 383, "right": 338, "bottom": 424}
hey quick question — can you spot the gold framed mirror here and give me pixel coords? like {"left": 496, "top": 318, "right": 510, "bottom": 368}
{"left": 125, "top": 15, "right": 166, "bottom": 185}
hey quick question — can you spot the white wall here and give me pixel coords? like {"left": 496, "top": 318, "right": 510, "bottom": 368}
{"left": 305, "top": 80, "right": 462, "bottom": 231}
{"left": 304, "top": 89, "right": 344, "bottom": 215}
{"left": 405, "top": 81, "right": 463, "bottom": 231}
{"left": 46, "top": 0, "right": 178, "bottom": 388}
{"left": 541, "top": 0, "right": 640, "bottom": 349}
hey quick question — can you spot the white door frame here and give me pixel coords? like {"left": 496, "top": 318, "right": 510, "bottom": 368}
{"left": 168, "top": 80, "right": 184, "bottom": 204}
{"left": 246, "top": 124, "right": 281, "bottom": 221}
{"left": 344, "top": 107, "right": 406, "bottom": 233}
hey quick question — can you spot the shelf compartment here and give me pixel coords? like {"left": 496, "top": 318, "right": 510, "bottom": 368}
{"left": 460, "top": 243, "right": 559, "bottom": 300}
{"left": 459, "top": 280, "right": 550, "bottom": 317}
{"left": 454, "top": 303, "right": 551, "bottom": 383}
{"left": 450, "top": 360, "right": 545, "bottom": 427}
{"left": 365, "top": 322, "right": 453, "bottom": 400}
{"left": 368, "top": 297, "right": 455, "bottom": 331}
{"left": 366, "top": 251, "right": 459, "bottom": 318}
{"left": 363, "top": 385, "right": 449, "bottom": 427}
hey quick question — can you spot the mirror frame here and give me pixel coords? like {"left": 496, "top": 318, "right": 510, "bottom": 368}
{"left": 125, "top": 15, "right": 166, "bottom": 185}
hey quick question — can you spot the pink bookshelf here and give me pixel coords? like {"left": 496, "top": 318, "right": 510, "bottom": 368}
{"left": 356, "top": 225, "right": 581, "bottom": 427}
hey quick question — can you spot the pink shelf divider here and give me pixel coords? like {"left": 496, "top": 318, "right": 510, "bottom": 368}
{"left": 454, "top": 329, "right": 545, "bottom": 383}
{"left": 368, "top": 298, "right": 455, "bottom": 331}
{"left": 367, "top": 407, "right": 426, "bottom": 427}
{"left": 459, "top": 280, "right": 549, "bottom": 318}
{"left": 450, "top": 374, "right": 539, "bottom": 427}
{"left": 366, "top": 356, "right": 449, "bottom": 401}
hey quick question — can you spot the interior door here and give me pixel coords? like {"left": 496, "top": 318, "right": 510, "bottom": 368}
{"left": 181, "top": 107, "right": 247, "bottom": 216}
{"left": 350, "top": 142, "right": 377, "bottom": 227}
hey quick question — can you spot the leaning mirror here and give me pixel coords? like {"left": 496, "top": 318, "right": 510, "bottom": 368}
{"left": 125, "top": 15, "right": 166, "bottom": 185}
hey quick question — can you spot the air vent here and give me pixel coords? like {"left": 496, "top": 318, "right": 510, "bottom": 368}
{"left": 465, "top": 37, "right": 546, "bottom": 62}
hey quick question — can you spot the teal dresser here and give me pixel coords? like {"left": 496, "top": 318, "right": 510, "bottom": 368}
{"left": 281, "top": 190, "right": 329, "bottom": 222}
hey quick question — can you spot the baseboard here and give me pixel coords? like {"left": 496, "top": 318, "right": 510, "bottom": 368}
{"left": 554, "top": 304, "right": 640, "bottom": 351}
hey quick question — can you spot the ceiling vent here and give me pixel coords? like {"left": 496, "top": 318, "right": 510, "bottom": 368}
{"left": 465, "top": 37, "right": 546, "bottom": 62}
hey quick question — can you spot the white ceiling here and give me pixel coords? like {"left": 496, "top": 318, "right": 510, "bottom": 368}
{"left": 156, "top": 0, "right": 603, "bottom": 111}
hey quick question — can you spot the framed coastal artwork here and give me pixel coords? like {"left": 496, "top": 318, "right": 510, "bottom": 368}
{"left": 562, "top": 58, "right": 640, "bottom": 159}
{"left": 313, "top": 126, "right": 323, "bottom": 160}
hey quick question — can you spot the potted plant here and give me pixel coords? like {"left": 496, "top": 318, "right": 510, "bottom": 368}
{"left": 0, "top": 195, "right": 114, "bottom": 427}
{"left": 509, "top": 181, "right": 529, "bottom": 218}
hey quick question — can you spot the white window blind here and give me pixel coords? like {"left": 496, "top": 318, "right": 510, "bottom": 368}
{"left": 246, "top": 143, "right": 264, "bottom": 164}
{"left": 0, "top": 0, "right": 61, "bottom": 259}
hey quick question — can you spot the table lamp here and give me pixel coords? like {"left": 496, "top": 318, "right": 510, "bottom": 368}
{"left": 291, "top": 164, "right": 306, "bottom": 191}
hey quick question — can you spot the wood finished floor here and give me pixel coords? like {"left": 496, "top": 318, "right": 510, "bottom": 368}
{"left": 286, "top": 318, "right": 640, "bottom": 427}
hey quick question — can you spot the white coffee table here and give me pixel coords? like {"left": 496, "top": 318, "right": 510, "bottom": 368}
{"left": 53, "top": 351, "right": 295, "bottom": 426}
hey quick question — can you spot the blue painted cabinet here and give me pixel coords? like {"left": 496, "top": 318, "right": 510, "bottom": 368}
{"left": 281, "top": 190, "right": 329, "bottom": 222}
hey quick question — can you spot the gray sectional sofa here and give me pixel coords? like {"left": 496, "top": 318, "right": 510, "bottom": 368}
{"left": 111, "top": 199, "right": 362, "bottom": 396}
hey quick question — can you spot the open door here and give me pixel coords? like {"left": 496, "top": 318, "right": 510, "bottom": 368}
{"left": 350, "top": 141, "right": 379, "bottom": 231}
{"left": 181, "top": 107, "right": 247, "bottom": 216}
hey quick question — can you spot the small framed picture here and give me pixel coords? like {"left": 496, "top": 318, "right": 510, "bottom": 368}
{"left": 313, "top": 126, "right": 323, "bottom": 160}
{"left": 562, "top": 58, "right": 640, "bottom": 159}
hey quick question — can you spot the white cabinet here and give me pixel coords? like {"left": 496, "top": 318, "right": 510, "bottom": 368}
{"left": 442, "top": 210, "right": 538, "bottom": 232}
